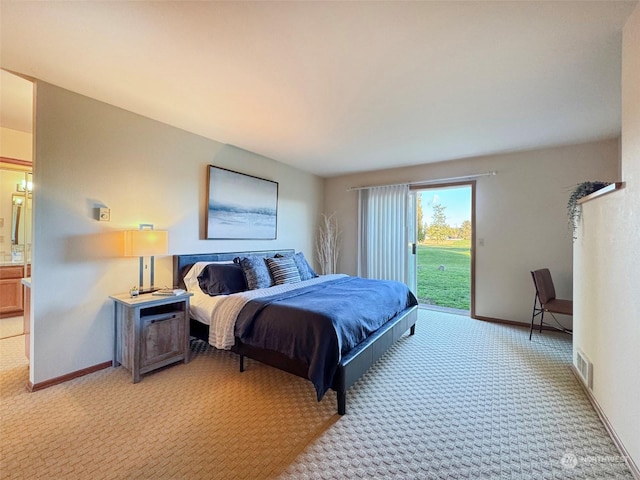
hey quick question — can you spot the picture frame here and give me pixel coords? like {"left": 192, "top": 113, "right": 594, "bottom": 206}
{"left": 206, "top": 165, "right": 278, "bottom": 240}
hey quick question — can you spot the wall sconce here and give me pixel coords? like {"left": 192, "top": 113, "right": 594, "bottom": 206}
{"left": 123, "top": 224, "right": 169, "bottom": 293}
{"left": 16, "top": 173, "right": 33, "bottom": 193}
{"left": 16, "top": 180, "right": 33, "bottom": 192}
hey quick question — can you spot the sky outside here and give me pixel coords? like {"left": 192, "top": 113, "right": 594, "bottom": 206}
{"left": 419, "top": 185, "right": 471, "bottom": 228}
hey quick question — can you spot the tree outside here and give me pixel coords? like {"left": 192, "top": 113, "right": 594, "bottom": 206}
{"left": 417, "top": 195, "right": 427, "bottom": 243}
{"left": 458, "top": 220, "right": 471, "bottom": 240}
{"left": 426, "top": 202, "right": 449, "bottom": 244}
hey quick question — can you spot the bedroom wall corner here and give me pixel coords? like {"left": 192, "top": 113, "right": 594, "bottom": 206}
{"left": 30, "top": 81, "right": 323, "bottom": 385}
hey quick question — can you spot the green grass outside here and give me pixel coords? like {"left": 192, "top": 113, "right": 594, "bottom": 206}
{"left": 416, "top": 240, "right": 470, "bottom": 310}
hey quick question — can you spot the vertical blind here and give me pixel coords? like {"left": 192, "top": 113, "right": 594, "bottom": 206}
{"left": 357, "top": 184, "right": 410, "bottom": 283}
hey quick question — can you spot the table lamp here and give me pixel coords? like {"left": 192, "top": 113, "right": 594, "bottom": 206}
{"left": 123, "top": 224, "right": 168, "bottom": 293}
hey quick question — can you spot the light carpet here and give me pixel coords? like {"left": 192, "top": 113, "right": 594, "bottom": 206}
{"left": 0, "top": 317, "right": 23, "bottom": 339}
{"left": 0, "top": 310, "right": 633, "bottom": 479}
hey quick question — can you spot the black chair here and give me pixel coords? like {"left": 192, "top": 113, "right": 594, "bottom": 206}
{"left": 529, "top": 268, "right": 573, "bottom": 340}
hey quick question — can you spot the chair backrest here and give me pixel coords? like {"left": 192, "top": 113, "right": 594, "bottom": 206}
{"left": 531, "top": 268, "right": 556, "bottom": 304}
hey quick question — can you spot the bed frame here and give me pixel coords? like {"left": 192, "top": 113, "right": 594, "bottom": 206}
{"left": 173, "top": 250, "right": 418, "bottom": 415}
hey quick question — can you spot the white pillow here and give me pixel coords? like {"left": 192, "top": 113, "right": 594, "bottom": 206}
{"left": 183, "top": 261, "right": 233, "bottom": 292}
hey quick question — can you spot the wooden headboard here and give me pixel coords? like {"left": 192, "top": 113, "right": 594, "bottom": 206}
{"left": 173, "top": 249, "right": 295, "bottom": 289}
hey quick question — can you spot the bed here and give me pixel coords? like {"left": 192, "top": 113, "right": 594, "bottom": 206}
{"left": 173, "top": 250, "right": 418, "bottom": 414}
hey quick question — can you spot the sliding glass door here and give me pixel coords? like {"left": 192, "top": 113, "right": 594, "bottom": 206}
{"left": 410, "top": 183, "right": 474, "bottom": 314}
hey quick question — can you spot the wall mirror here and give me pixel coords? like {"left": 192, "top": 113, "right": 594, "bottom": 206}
{"left": 1, "top": 169, "right": 32, "bottom": 264}
{"left": 11, "top": 194, "right": 26, "bottom": 244}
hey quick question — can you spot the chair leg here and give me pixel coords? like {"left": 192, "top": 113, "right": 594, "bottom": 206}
{"left": 529, "top": 313, "right": 535, "bottom": 341}
{"left": 529, "top": 295, "right": 538, "bottom": 340}
{"left": 539, "top": 310, "right": 545, "bottom": 334}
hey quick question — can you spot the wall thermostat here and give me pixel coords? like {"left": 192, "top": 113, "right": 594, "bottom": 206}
{"left": 97, "top": 207, "right": 111, "bottom": 222}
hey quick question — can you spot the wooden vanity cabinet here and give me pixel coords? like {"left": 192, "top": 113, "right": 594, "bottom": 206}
{"left": 0, "top": 264, "right": 30, "bottom": 318}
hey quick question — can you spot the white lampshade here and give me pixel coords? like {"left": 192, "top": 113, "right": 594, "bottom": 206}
{"left": 123, "top": 230, "right": 168, "bottom": 257}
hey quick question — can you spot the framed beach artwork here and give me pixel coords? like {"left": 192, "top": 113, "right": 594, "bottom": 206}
{"left": 206, "top": 165, "right": 278, "bottom": 240}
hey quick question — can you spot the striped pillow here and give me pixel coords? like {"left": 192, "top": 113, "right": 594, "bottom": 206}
{"left": 275, "top": 252, "right": 318, "bottom": 281}
{"left": 266, "top": 257, "right": 301, "bottom": 285}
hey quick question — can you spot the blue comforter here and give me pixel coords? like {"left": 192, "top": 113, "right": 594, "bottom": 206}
{"left": 235, "top": 276, "right": 417, "bottom": 400}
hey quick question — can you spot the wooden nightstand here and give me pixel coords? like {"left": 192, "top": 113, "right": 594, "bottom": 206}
{"left": 110, "top": 292, "right": 193, "bottom": 383}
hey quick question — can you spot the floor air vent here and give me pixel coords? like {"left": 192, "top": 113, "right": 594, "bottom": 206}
{"left": 576, "top": 349, "right": 593, "bottom": 390}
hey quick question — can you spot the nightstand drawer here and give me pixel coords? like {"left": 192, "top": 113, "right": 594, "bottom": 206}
{"left": 140, "top": 311, "right": 186, "bottom": 369}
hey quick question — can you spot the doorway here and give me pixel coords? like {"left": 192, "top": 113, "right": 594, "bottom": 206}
{"left": 411, "top": 183, "right": 474, "bottom": 314}
{"left": 0, "top": 70, "right": 34, "bottom": 364}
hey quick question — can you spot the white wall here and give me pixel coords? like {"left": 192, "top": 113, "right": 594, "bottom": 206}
{"left": 573, "top": 4, "right": 640, "bottom": 469}
{"left": 31, "top": 81, "right": 323, "bottom": 384}
{"left": 0, "top": 126, "right": 32, "bottom": 160}
{"left": 324, "top": 139, "right": 619, "bottom": 324}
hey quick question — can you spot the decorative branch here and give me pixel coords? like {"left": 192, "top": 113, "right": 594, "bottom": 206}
{"left": 316, "top": 212, "right": 341, "bottom": 275}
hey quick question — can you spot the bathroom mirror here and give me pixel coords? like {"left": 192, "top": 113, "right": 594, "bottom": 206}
{"left": 1, "top": 168, "right": 32, "bottom": 264}
{"left": 11, "top": 194, "right": 25, "bottom": 245}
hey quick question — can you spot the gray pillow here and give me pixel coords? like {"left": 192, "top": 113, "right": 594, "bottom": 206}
{"left": 293, "top": 252, "right": 318, "bottom": 280}
{"left": 234, "top": 255, "right": 273, "bottom": 290}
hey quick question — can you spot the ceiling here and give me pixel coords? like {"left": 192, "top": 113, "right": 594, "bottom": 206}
{"left": 0, "top": 1, "right": 636, "bottom": 177}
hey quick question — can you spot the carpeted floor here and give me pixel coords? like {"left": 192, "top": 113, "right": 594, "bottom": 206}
{"left": 0, "top": 309, "right": 633, "bottom": 479}
{"left": 0, "top": 316, "right": 23, "bottom": 339}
